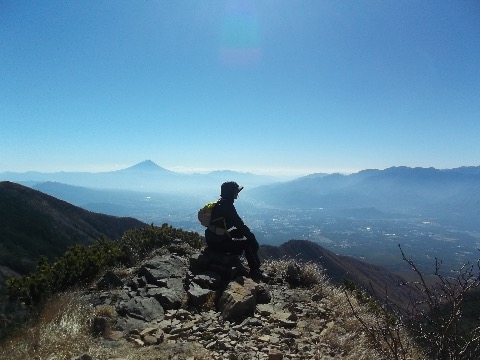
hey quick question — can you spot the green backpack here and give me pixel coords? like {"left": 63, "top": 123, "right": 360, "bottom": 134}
{"left": 198, "top": 201, "right": 217, "bottom": 227}
{"left": 198, "top": 201, "right": 229, "bottom": 234}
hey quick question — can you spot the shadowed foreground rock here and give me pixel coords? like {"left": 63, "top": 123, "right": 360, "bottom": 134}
{"left": 84, "top": 245, "right": 343, "bottom": 359}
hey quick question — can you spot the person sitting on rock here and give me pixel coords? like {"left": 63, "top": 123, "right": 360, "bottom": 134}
{"left": 205, "top": 181, "right": 263, "bottom": 280}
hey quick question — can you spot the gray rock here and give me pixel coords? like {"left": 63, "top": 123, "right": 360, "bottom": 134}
{"left": 128, "top": 276, "right": 147, "bottom": 290}
{"left": 117, "top": 296, "right": 164, "bottom": 322}
{"left": 192, "top": 271, "right": 224, "bottom": 290}
{"left": 218, "top": 277, "right": 258, "bottom": 320}
{"left": 139, "top": 255, "right": 187, "bottom": 284}
{"left": 143, "top": 334, "right": 158, "bottom": 345}
{"left": 189, "top": 252, "right": 211, "bottom": 272}
{"left": 147, "top": 287, "right": 184, "bottom": 310}
{"left": 187, "top": 282, "right": 216, "bottom": 308}
{"left": 97, "top": 270, "right": 124, "bottom": 290}
{"left": 114, "top": 314, "right": 147, "bottom": 333}
{"left": 83, "top": 243, "right": 354, "bottom": 360}
{"left": 256, "top": 283, "right": 272, "bottom": 304}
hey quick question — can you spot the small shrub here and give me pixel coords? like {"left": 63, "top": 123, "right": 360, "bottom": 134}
{"left": 93, "top": 304, "right": 116, "bottom": 319}
{"left": 345, "top": 245, "right": 480, "bottom": 360}
{"left": 264, "top": 258, "right": 326, "bottom": 288}
{"left": 398, "top": 245, "right": 480, "bottom": 360}
{"left": 6, "top": 224, "right": 204, "bottom": 306}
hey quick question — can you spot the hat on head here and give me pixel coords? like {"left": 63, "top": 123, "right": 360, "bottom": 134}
{"left": 221, "top": 181, "right": 244, "bottom": 198}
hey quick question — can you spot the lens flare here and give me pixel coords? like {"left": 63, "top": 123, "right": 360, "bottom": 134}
{"left": 220, "top": 0, "right": 262, "bottom": 66}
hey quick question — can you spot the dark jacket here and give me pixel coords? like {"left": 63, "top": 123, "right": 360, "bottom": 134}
{"left": 209, "top": 197, "right": 255, "bottom": 241}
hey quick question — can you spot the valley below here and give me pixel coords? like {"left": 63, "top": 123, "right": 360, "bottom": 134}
{"left": 7, "top": 162, "right": 479, "bottom": 279}
{"left": 65, "top": 190, "right": 480, "bottom": 277}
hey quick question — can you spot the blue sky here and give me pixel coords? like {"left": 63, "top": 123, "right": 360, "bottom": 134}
{"left": 1, "top": 1, "right": 479, "bottom": 177}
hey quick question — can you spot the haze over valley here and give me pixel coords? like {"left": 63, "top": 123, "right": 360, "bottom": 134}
{"left": 2, "top": 161, "right": 479, "bottom": 276}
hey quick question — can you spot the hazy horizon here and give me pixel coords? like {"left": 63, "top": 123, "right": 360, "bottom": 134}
{"left": 2, "top": 159, "right": 479, "bottom": 180}
{"left": 2, "top": 1, "right": 479, "bottom": 176}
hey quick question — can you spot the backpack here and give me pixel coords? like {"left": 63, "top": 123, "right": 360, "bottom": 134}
{"left": 198, "top": 201, "right": 217, "bottom": 227}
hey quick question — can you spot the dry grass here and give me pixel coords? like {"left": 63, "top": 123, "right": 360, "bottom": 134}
{"left": 264, "top": 258, "right": 328, "bottom": 287}
{"left": 1, "top": 259, "right": 424, "bottom": 360}
{"left": 264, "top": 259, "right": 424, "bottom": 359}
{"left": 0, "top": 292, "right": 96, "bottom": 359}
{"left": 93, "top": 304, "right": 116, "bottom": 319}
{"left": 0, "top": 292, "right": 212, "bottom": 360}
{"left": 311, "top": 276, "right": 424, "bottom": 359}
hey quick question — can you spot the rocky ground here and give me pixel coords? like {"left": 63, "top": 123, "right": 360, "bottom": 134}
{"left": 73, "top": 241, "right": 387, "bottom": 360}
{"left": 1, "top": 238, "right": 424, "bottom": 360}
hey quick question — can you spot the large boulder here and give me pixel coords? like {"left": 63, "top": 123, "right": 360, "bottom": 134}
{"left": 191, "top": 271, "right": 224, "bottom": 290}
{"left": 217, "top": 276, "right": 259, "bottom": 320}
{"left": 90, "top": 247, "right": 272, "bottom": 340}
{"left": 139, "top": 255, "right": 187, "bottom": 285}
{"left": 117, "top": 296, "right": 164, "bottom": 322}
{"left": 147, "top": 287, "right": 184, "bottom": 310}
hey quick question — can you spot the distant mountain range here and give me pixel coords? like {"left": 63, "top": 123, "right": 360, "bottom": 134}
{"left": 246, "top": 165, "right": 480, "bottom": 230}
{"left": 0, "top": 160, "right": 278, "bottom": 195}
{"left": 3, "top": 162, "right": 479, "bottom": 232}
{"left": 0, "top": 181, "right": 420, "bottom": 311}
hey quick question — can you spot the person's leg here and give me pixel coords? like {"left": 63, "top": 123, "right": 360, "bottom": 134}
{"left": 207, "top": 235, "right": 242, "bottom": 255}
{"left": 228, "top": 238, "right": 260, "bottom": 272}
{"left": 215, "top": 237, "right": 259, "bottom": 269}
{"left": 205, "top": 231, "right": 231, "bottom": 253}
{"left": 208, "top": 234, "right": 262, "bottom": 276}
{"left": 244, "top": 245, "right": 261, "bottom": 271}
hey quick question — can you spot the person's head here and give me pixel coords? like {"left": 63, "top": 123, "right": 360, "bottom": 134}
{"left": 220, "top": 181, "right": 244, "bottom": 200}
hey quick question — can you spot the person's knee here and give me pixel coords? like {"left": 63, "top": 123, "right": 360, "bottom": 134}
{"left": 229, "top": 228, "right": 244, "bottom": 239}
{"left": 248, "top": 238, "right": 259, "bottom": 251}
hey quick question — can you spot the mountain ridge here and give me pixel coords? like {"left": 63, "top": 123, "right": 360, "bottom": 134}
{"left": 0, "top": 181, "right": 146, "bottom": 275}
{"left": 247, "top": 165, "right": 480, "bottom": 230}
{"left": 117, "top": 160, "right": 173, "bottom": 173}
{"left": 0, "top": 161, "right": 279, "bottom": 194}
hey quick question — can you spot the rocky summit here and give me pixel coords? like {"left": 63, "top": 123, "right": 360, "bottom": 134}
{"left": 82, "top": 242, "right": 359, "bottom": 360}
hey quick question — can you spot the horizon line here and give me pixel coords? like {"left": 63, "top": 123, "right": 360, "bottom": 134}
{"left": 1, "top": 160, "right": 479, "bottom": 178}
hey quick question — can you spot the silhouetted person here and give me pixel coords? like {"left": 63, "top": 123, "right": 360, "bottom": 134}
{"left": 205, "top": 181, "right": 263, "bottom": 280}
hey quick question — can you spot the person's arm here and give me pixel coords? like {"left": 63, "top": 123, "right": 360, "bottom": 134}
{"left": 228, "top": 204, "right": 255, "bottom": 240}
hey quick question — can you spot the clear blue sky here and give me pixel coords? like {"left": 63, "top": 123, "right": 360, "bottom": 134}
{"left": 1, "top": 1, "right": 479, "bottom": 177}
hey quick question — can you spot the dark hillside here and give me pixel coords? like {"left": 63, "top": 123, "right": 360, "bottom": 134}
{"left": 260, "top": 239, "right": 420, "bottom": 311}
{"left": 0, "top": 181, "right": 145, "bottom": 274}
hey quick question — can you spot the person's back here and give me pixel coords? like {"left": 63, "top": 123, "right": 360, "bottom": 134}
{"left": 204, "top": 181, "right": 263, "bottom": 280}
